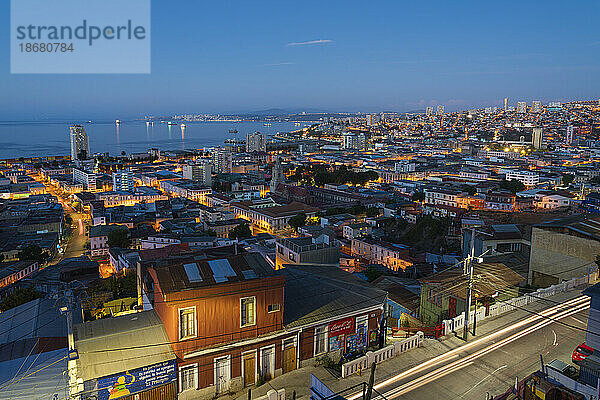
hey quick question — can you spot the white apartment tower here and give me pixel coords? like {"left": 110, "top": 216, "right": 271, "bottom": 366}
{"left": 70, "top": 125, "right": 90, "bottom": 165}
{"left": 566, "top": 125, "right": 574, "bottom": 145}
{"left": 112, "top": 170, "right": 135, "bottom": 192}
{"left": 183, "top": 162, "right": 212, "bottom": 186}
{"left": 436, "top": 105, "right": 445, "bottom": 115}
{"left": 246, "top": 132, "right": 266, "bottom": 153}
{"left": 517, "top": 101, "right": 527, "bottom": 114}
{"left": 211, "top": 148, "right": 232, "bottom": 173}
{"left": 503, "top": 97, "right": 509, "bottom": 111}
{"left": 532, "top": 100, "right": 542, "bottom": 113}
{"left": 533, "top": 127, "right": 543, "bottom": 149}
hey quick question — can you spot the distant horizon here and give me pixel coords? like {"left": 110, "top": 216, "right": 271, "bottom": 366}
{"left": 0, "top": 95, "right": 594, "bottom": 123}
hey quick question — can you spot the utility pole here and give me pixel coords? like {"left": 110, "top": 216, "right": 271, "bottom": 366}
{"left": 463, "top": 227, "right": 476, "bottom": 342}
{"left": 364, "top": 362, "right": 377, "bottom": 400}
{"left": 63, "top": 289, "right": 80, "bottom": 400}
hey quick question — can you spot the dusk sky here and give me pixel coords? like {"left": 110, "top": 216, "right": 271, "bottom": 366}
{"left": 2, "top": 0, "right": 599, "bottom": 120}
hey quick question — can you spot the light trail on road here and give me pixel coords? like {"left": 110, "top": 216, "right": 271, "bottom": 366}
{"left": 382, "top": 300, "right": 590, "bottom": 398}
{"left": 347, "top": 295, "right": 590, "bottom": 400}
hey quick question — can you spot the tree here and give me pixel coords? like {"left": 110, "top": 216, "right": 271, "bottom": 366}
{"left": 17, "top": 245, "right": 50, "bottom": 262}
{"left": 411, "top": 192, "right": 425, "bottom": 202}
{"left": 366, "top": 207, "right": 380, "bottom": 217}
{"left": 288, "top": 213, "right": 307, "bottom": 231}
{"left": 107, "top": 228, "right": 131, "bottom": 249}
{"left": 365, "top": 265, "right": 384, "bottom": 282}
{"left": 562, "top": 174, "right": 575, "bottom": 186}
{"left": 0, "top": 287, "right": 42, "bottom": 312}
{"left": 461, "top": 185, "right": 477, "bottom": 196}
{"left": 228, "top": 223, "right": 252, "bottom": 240}
{"left": 499, "top": 179, "right": 525, "bottom": 194}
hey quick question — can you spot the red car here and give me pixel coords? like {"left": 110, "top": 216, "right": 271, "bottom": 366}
{"left": 572, "top": 343, "right": 594, "bottom": 362}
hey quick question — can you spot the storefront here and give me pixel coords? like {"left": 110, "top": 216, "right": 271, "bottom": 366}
{"left": 327, "top": 315, "right": 377, "bottom": 355}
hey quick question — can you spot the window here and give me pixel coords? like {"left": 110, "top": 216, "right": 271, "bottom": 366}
{"left": 179, "top": 307, "right": 196, "bottom": 340}
{"left": 179, "top": 364, "right": 198, "bottom": 391}
{"left": 315, "top": 326, "right": 328, "bottom": 355}
{"left": 241, "top": 297, "right": 256, "bottom": 327}
{"left": 289, "top": 252, "right": 296, "bottom": 262}
{"left": 268, "top": 304, "right": 280, "bottom": 313}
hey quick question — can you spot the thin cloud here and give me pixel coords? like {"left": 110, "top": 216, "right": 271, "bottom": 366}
{"left": 286, "top": 39, "right": 333, "bottom": 46}
{"left": 263, "top": 62, "right": 296, "bottom": 66}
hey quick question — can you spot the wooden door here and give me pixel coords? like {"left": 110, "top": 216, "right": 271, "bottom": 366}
{"left": 243, "top": 353, "right": 255, "bottom": 387}
{"left": 282, "top": 345, "right": 296, "bottom": 373}
{"left": 449, "top": 297, "right": 457, "bottom": 319}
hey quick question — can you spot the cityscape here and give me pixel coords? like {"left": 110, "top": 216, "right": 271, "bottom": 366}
{"left": 3, "top": 1, "right": 600, "bottom": 400}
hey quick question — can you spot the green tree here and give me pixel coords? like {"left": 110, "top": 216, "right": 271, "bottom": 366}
{"left": 107, "top": 228, "right": 131, "bottom": 248}
{"left": 499, "top": 179, "right": 526, "bottom": 194}
{"left": 0, "top": 287, "right": 42, "bottom": 312}
{"left": 17, "top": 245, "right": 50, "bottom": 262}
{"left": 64, "top": 214, "right": 73, "bottom": 225}
{"left": 461, "top": 185, "right": 477, "bottom": 196}
{"left": 411, "top": 192, "right": 425, "bottom": 202}
{"left": 228, "top": 223, "right": 252, "bottom": 239}
{"left": 562, "top": 174, "right": 575, "bottom": 186}
{"left": 365, "top": 265, "right": 384, "bottom": 282}
{"left": 288, "top": 212, "right": 307, "bottom": 231}
{"left": 365, "top": 207, "right": 380, "bottom": 217}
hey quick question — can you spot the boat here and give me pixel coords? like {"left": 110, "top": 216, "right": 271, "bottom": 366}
{"left": 86, "top": 120, "right": 92, "bottom": 123}
{"left": 168, "top": 121, "right": 178, "bottom": 126}
{"left": 115, "top": 119, "right": 121, "bottom": 124}
{"left": 180, "top": 123, "right": 186, "bottom": 128}
{"left": 229, "top": 129, "right": 238, "bottom": 133}
{"left": 264, "top": 123, "right": 272, "bottom": 127}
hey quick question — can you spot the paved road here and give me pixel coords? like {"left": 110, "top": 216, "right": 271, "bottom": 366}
{"left": 345, "top": 295, "right": 590, "bottom": 400}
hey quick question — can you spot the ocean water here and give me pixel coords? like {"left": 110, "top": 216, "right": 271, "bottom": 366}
{"left": 0, "top": 120, "right": 302, "bottom": 159}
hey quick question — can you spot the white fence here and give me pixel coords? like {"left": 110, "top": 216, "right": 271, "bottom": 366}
{"left": 255, "top": 389, "right": 285, "bottom": 400}
{"left": 441, "top": 270, "right": 598, "bottom": 337}
{"left": 341, "top": 331, "right": 424, "bottom": 378}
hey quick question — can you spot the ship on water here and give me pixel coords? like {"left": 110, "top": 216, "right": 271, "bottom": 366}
{"left": 115, "top": 119, "right": 121, "bottom": 125}
{"left": 229, "top": 129, "right": 238, "bottom": 133}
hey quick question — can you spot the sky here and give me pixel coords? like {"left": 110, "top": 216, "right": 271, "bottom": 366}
{"left": 1, "top": 0, "right": 600, "bottom": 120}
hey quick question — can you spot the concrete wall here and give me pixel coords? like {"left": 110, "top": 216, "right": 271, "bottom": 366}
{"left": 529, "top": 227, "right": 600, "bottom": 287}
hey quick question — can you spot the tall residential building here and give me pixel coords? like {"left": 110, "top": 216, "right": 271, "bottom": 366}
{"left": 566, "top": 125, "right": 574, "bottom": 145}
{"left": 70, "top": 125, "right": 90, "bottom": 165}
{"left": 532, "top": 100, "right": 542, "bottom": 113}
{"left": 425, "top": 106, "right": 434, "bottom": 116}
{"left": 246, "top": 132, "right": 266, "bottom": 153}
{"left": 436, "top": 105, "right": 444, "bottom": 115}
{"left": 533, "top": 127, "right": 543, "bottom": 149}
{"left": 517, "top": 101, "right": 527, "bottom": 114}
{"left": 112, "top": 170, "right": 134, "bottom": 192}
{"left": 366, "top": 114, "right": 376, "bottom": 126}
{"left": 503, "top": 97, "right": 509, "bottom": 111}
{"left": 73, "top": 168, "right": 97, "bottom": 191}
{"left": 211, "top": 148, "right": 232, "bottom": 174}
{"left": 342, "top": 132, "right": 367, "bottom": 150}
{"left": 270, "top": 157, "right": 285, "bottom": 193}
{"left": 183, "top": 162, "right": 212, "bottom": 186}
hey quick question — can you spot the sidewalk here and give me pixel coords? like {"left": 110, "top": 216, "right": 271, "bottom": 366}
{"left": 218, "top": 288, "right": 586, "bottom": 400}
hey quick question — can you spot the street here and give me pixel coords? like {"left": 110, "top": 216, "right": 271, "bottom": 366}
{"left": 356, "top": 296, "right": 589, "bottom": 400}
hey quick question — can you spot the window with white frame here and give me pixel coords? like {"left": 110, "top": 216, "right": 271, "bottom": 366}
{"left": 314, "top": 325, "right": 327, "bottom": 355}
{"left": 241, "top": 297, "right": 256, "bottom": 327}
{"left": 179, "top": 364, "right": 198, "bottom": 391}
{"left": 268, "top": 304, "right": 280, "bottom": 313}
{"left": 179, "top": 307, "right": 196, "bottom": 340}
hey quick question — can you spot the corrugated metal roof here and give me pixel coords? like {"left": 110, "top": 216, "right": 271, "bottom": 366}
{"left": 74, "top": 310, "right": 175, "bottom": 381}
